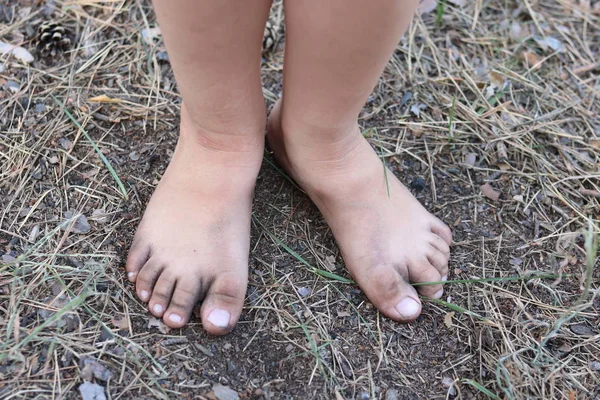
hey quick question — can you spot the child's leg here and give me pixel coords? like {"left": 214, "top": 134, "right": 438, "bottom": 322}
{"left": 268, "top": 0, "right": 452, "bottom": 322}
{"left": 126, "top": 0, "right": 271, "bottom": 334}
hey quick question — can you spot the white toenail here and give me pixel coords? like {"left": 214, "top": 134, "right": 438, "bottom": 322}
{"left": 434, "top": 289, "right": 444, "bottom": 299}
{"left": 153, "top": 304, "right": 164, "bottom": 313}
{"left": 139, "top": 290, "right": 149, "bottom": 300}
{"left": 207, "top": 309, "right": 230, "bottom": 328}
{"left": 442, "top": 275, "right": 448, "bottom": 281}
{"left": 128, "top": 272, "right": 136, "bottom": 279}
{"left": 169, "top": 313, "right": 182, "bottom": 324}
{"left": 395, "top": 298, "right": 420, "bottom": 319}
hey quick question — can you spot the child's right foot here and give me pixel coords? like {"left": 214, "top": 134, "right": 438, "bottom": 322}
{"left": 125, "top": 106, "right": 263, "bottom": 335}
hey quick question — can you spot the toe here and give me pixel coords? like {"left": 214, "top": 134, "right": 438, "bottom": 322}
{"left": 200, "top": 271, "right": 247, "bottom": 335}
{"left": 125, "top": 239, "right": 150, "bottom": 282}
{"left": 426, "top": 246, "right": 449, "bottom": 278}
{"left": 355, "top": 264, "right": 422, "bottom": 322}
{"left": 135, "top": 259, "right": 163, "bottom": 302}
{"left": 431, "top": 218, "right": 453, "bottom": 246}
{"left": 148, "top": 273, "right": 176, "bottom": 318}
{"left": 163, "top": 277, "right": 203, "bottom": 328}
{"left": 429, "top": 233, "right": 450, "bottom": 258}
{"left": 408, "top": 257, "right": 444, "bottom": 299}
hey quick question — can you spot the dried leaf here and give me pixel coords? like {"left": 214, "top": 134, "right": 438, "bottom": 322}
{"left": 337, "top": 310, "right": 351, "bottom": 318}
{"left": 481, "top": 183, "right": 500, "bottom": 201}
{"left": 88, "top": 95, "right": 122, "bottom": 103}
{"left": 521, "top": 51, "right": 542, "bottom": 70}
{"left": 444, "top": 312, "right": 455, "bottom": 328}
{"left": 111, "top": 316, "right": 130, "bottom": 330}
{"left": 417, "top": 0, "right": 437, "bottom": 15}
{"left": 148, "top": 317, "right": 170, "bottom": 334}
{"left": 489, "top": 71, "right": 506, "bottom": 88}
{"left": 324, "top": 255, "right": 336, "bottom": 271}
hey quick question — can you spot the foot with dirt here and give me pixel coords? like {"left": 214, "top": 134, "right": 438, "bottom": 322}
{"left": 125, "top": 106, "right": 263, "bottom": 334}
{"left": 268, "top": 101, "right": 452, "bottom": 321}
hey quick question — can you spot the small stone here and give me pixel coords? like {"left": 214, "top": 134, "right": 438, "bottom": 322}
{"left": 509, "top": 258, "right": 522, "bottom": 266}
{"left": 80, "top": 357, "right": 113, "bottom": 381}
{"left": 28, "top": 225, "right": 40, "bottom": 242}
{"left": 385, "top": 389, "right": 399, "bottom": 400}
{"left": 226, "top": 360, "right": 237, "bottom": 373}
{"left": 481, "top": 183, "right": 501, "bottom": 201}
{"left": 590, "top": 361, "right": 600, "bottom": 371}
{"left": 212, "top": 384, "right": 239, "bottom": 400}
{"left": 156, "top": 51, "right": 169, "bottom": 62}
{"left": 464, "top": 153, "right": 477, "bottom": 167}
{"left": 35, "top": 103, "right": 46, "bottom": 113}
{"left": 359, "top": 392, "right": 370, "bottom": 400}
{"left": 78, "top": 381, "right": 106, "bottom": 400}
{"left": 570, "top": 324, "right": 595, "bottom": 336}
{"left": 129, "top": 151, "right": 140, "bottom": 161}
{"left": 297, "top": 287, "right": 311, "bottom": 297}
{"left": 5, "top": 80, "right": 20, "bottom": 93}
{"left": 1, "top": 254, "right": 16, "bottom": 263}
{"left": 442, "top": 377, "right": 456, "bottom": 395}
{"left": 58, "top": 137, "right": 72, "bottom": 150}
{"left": 409, "top": 177, "right": 426, "bottom": 192}
{"left": 62, "top": 211, "right": 91, "bottom": 234}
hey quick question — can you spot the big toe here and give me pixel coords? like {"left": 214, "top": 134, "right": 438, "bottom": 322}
{"left": 354, "top": 264, "right": 422, "bottom": 322}
{"left": 200, "top": 271, "right": 247, "bottom": 335}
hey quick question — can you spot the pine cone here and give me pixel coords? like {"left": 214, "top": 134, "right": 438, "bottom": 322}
{"left": 37, "top": 22, "right": 71, "bottom": 56}
{"left": 262, "top": 20, "right": 279, "bottom": 54}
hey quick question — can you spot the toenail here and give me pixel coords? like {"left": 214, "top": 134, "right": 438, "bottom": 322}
{"left": 395, "top": 298, "right": 420, "bottom": 319}
{"left": 207, "top": 309, "right": 230, "bottom": 328}
{"left": 153, "top": 304, "right": 164, "bottom": 314}
{"left": 168, "top": 313, "right": 183, "bottom": 324}
{"left": 442, "top": 275, "right": 448, "bottom": 281}
{"left": 128, "top": 272, "right": 136, "bottom": 279}
{"left": 434, "top": 289, "right": 444, "bottom": 299}
{"left": 139, "top": 290, "right": 149, "bottom": 300}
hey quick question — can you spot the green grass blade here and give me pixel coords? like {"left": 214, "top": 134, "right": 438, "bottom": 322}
{"left": 462, "top": 379, "right": 500, "bottom": 399}
{"left": 425, "top": 297, "right": 488, "bottom": 321}
{"left": 51, "top": 95, "right": 129, "bottom": 200}
{"left": 372, "top": 128, "right": 390, "bottom": 198}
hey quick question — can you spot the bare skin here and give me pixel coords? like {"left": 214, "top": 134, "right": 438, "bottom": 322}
{"left": 125, "top": 0, "right": 270, "bottom": 334}
{"left": 126, "top": 0, "right": 452, "bottom": 334}
{"left": 268, "top": 101, "right": 452, "bottom": 321}
{"left": 269, "top": 0, "right": 453, "bottom": 321}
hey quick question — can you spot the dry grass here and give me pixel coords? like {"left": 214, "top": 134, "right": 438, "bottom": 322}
{"left": 0, "top": 0, "right": 598, "bottom": 399}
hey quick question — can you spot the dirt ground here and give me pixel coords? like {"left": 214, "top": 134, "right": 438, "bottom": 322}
{"left": 1, "top": 0, "right": 599, "bottom": 399}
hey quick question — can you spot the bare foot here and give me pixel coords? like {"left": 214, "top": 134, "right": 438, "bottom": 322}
{"left": 126, "top": 106, "right": 263, "bottom": 334}
{"left": 267, "top": 101, "right": 452, "bottom": 322}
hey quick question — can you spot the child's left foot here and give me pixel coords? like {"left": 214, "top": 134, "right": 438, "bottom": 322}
{"left": 268, "top": 102, "right": 452, "bottom": 322}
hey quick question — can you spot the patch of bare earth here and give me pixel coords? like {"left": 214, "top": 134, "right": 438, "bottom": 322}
{"left": 0, "top": 0, "right": 598, "bottom": 399}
